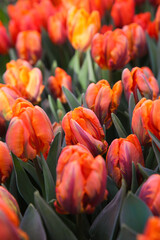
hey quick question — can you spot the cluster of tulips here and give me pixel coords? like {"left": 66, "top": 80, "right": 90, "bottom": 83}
{"left": 1, "top": 0, "right": 160, "bottom": 239}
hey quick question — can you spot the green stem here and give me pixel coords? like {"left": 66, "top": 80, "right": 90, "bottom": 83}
{"left": 33, "top": 157, "right": 45, "bottom": 198}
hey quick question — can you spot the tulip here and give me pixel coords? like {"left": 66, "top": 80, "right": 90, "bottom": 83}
{"left": 62, "top": 107, "right": 108, "bottom": 156}
{"left": 6, "top": 98, "right": 54, "bottom": 161}
{"left": 0, "top": 84, "right": 21, "bottom": 121}
{"left": 91, "top": 29, "right": 130, "bottom": 70}
{"left": 0, "top": 21, "right": 11, "bottom": 54}
{"left": 67, "top": 7, "right": 101, "bottom": 51}
{"left": 139, "top": 174, "right": 160, "bottom": 216}
{"left": 149, "top": 0, "right": 160, "bottom": 6}
{"left": 55, "top": 144, "right": 107, "bottom": 214}
{"left": 122, "top": 67, "right": 159, "bottom": 103}
{"left": 3, "top": 59, "right": 44, "bottom": 104}
{"left": 137, "top": 217, "right": 160, "bottom": 240}
{"left": 106, "top": 134, "right": 144, "bottom": 188}
{"left": 123, "top": 23, "right": 147, "bottom": 60}
{"left": 85, "top": 79, "right": 123, "bottom": 129}
{"left": 111, "top": 0, "right": 135, "bottom": 28}
{"left": 147, "top": 20, "right": 158, "bottom": 41}
{"left": 134, "top": 12, "right": 151, "bottom": 30}
{"left": 47, "top": 67, "right": 72, "bottom": 103}
{"left": 15, "top": 30, "right": 42, "bottom": 65}
{"left": 134, "top": 0, "right": 145, "bottom": 4}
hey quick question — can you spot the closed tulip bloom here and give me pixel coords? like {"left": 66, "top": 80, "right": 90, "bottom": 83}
{"left": 55, "top": 144, "right": 107, "bottom": 214}
{"left": 134, "top": 12, "right": 151, "bottom": 30}
{"left": 16, "top": 30, "right": 42, "bottom": 65}
{"left": 122, "top": 67, "right": 159, "bottom": 103}
{"left": 62, "top": 107, "right": 108, "bottom": 156}
{"left": 6, "top": 98, "right": 54, "bottom": 161}
{"left": 106, "top": 134, "right": 144, "bottom": 188}
{"left": 111, "top": 0, "right": 135, "bottom": 28}
{"left": 139, "top": 174, "right": 160, "bottom": 216}
{"left": 0, "top": 142, "right": 13, "bottom": 183}
{"left": 3, "top": 59, "right": 44, "bottom": 104}
{"left": 137, "top": 217, "right": 160, "bottom": 240}
{"left": 85, "top": 80, "right": 123, "bottom": 129}
{"left": 48, "top": 67, "right": 72, "bottom": 103}
{"left": 0, "top": 21, "right": 11, "bottom": 54}
{"left": 0, "top": 84, "right": 21, "bottom": 121}
{"left": 91, "top": 29, "right": 130, "bottom": 70}
{"left": 67, "top": 7, "right": 101, "bottom": 51}
{"left": 123, "top": 23, "right": 147, "bottom": 60}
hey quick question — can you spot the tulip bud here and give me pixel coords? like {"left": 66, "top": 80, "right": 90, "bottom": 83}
{"left": 139, "top": 174, "right": 160, "bottom": 216}
{"left": 6, "top": 98, "right": 54, "bottom": 161}
{"left": 3, "top": 59, "right": 44, "bottom": 104}
{"left": 0, "top": 21, "right": 11, "bottom": 54}
{"left": 134, "top": 12, "right": 151, "bottom": 30}
{"left": 106, "top": 134, "right": 144, "bottom": 188}
{"left": 67, "top": 7, "right": 101, "bottom": 51}
{"left": 122, "top": 67, "right": 159, "bottom": 103}
{"left": 91, "top": 29, "right": 130, "bottom": 70}
{"left": 16, "top": 30, "right": 42, "bottom": 65}
{"left": 137, "top": 217, "right": 160, "bottom": 240}
{"left": 62, "top": 107, "right": 108, "bottom": 156}
{"left": 47, "top": 67, "right": 72, "bottom": 103}
{"left": 55, "top": 144, "right": 107, "bottom": 214}
{"left": 85, "top": 79, "right": 123, "bottom": 129}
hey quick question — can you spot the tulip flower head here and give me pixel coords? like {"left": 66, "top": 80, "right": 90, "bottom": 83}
{"left": 85, "top": 79, "right": 123, "bottom": 129}
{"left": 106, "top": 134, "right": 144, "bottom": 188}
{"left": 6, "top": 98, "right": 54, "bottom": 161}
{"left": 139, "top": 174, "right": 160, "bottom": 216}
{"left": 0, "top": 21, "right": 11, "bottom": 54}
{"left": 55, "top": 144, "right": 107, "bottom": 214}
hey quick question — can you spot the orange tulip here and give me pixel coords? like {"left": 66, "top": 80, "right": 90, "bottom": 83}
{"left": 6, "top": 98, "right": 54, "bottom": 161}
{"left": 139, "top": 174, "right": 160, "bottom": 216}
{"left": 62, "top": 107, "right": 108, "bottom": 156}
{"left": 67, "top": 7, "right": 101, "bottom": 51}
{"left": 137, "top": 217, "right": 160, "bottom": 240}
{"left": 147, "top": 20, "right": 158, "bottom": 41}
{"left": 3, "top": 59, "right": 44, "bottom": 104}
{"left": 47, "top": 67, "right": 72, "bottom": 103}
{"left": 15, "top": 30, "right": 42, "bottom": 65}
{"left": 106, "top": 134, "right": 144, "bottom": 188}
{"left": 91, "top": 29, "right": 130, "bottom": 70}
{"left": 122, "top": 67, "right": 159, "bottom": 103}
{"left": 123, "top": 23, "right": 147, "bottom": 60}
{"left": 0, "top": 84, "right": 21, "bottom": 121}
{"left": 55, "top": 144, "right": 107, "bottom": 214}
{"left": 111, "top": 0, "right": 135, "bottom": 28}
{"left": 85, "top": 79, "right": 123, "bottom": 129}
{"left": 0, "top": 21, "right": 11, "bottom": 54}
{"left": 0, "top": 142, "right": 13, "bottom": 183}
{"left": 134, "top": 12, "right": 151, "bottom": 30}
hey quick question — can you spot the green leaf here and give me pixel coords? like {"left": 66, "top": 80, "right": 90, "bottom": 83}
{"left": 48, "top": 95, "right": 58, "bottom": 122}
{"left": 68, "top": 50, "right": 80, "bottom": 84}
{"left": 19, "top": 161, "right": 40, "bottom": 186}
{"left": 34, "top": 192, "right": 77, "bottom": 240}
{"left": 47, "top": 132, "right": 62, "bottom": 182}
{"left": 131, "top": 162, "right": 138, "bottom": 193}
{"left": 39, "top": 153, "right": 56, "bottom": 202}
{"left": 57, "top": 99, "right": 66, "bottom": 121}
{"left": 120, "top": 192, "right": 153, "bottom": 233}
{"left": 111, "top": 113, "right": 127, "bottom": 138}
{"left": 81, "top": 93, "right": 88, "bottom": 108}
{"left": 89, "top": 180, "right": 126, "bottom": 240}
{"left": 152, "top": 141, "right": 160, "bottom": 170}
{"left": 11, "top": 153, "right": 37, "bottom": 204}
{"left": 78, "top": 55, "right": 88, "bottom": 90}
{"left": 62, "top": 86, "right": 80, "bottom": 110}
{"left": 148, "top": 130, "right": 160, "bottom": 149}
{"left": 137, "top": 163, "right": 156, "bottom": 179}
{"left": 20, "top": 204, "right": 46, "bottom": 240}
{"left": 145, "top": 147, "right": 155, "bottom": 169}
{"left": 146, "top": 33, "right": 157, "bottom": 76}
{"left": 117, "top": 224, "right": 137, "bottom": 240}
{"left": 107, "top": 176, "right": 119, "bottom": 201}
{"left": 87, "top": 49, "right": 96, "bottom": 83}
{"left": 128, "top": 93, "right": 135, "bottom": 127}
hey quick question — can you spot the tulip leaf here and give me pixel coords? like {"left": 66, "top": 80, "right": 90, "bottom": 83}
{"left": 107, "top": 176, "right": 119, "bottom": 201}
{"left": 20, "top": 204, "right": 47, "bottom": 240}
{"left": 68, "top": 50, "right": 80, "bottom": 84}
{"left": 87, "top": 49, "right": 96, "bottom": 83}
{"left": 39, "top": 153, "right": 56, "bottom": 202}
{"left": 62, "top": 86, "right": 80, "bottom": 110}
{"left": 152, "top": 141, "right": 160, "bottom": 170}
{"left": 81, "top": 93, "right": 88, "bottom": 108}
{"left": 131, "top": 162, "right": 138, "bottom": 193}
{"left": 117, "top": 224, "right": 137, "bottom": 240}
{"left": 120, "top": 191, "right": 153, "bottom": 233}
{"left": 111, "top": 113, "right": 127, "bottom": 138}
{"left": 48, "top": 95, "right": 58, "bottom": 122}
{"left": 79, "top": 55, "right": 88, "bottom": 90}
{"left": 148, "top": 130, "right": 160, "bottom": 149}
{"left": 11, "top": 153, "right": 37, "bottom": 204}
{"left": 47, "top": 131, "right": 62, "bottom": 182}
{"left": 137, "top": 163, "right": 156, "bottom": 179}
{"left": 89, "top": 180, "right": 126, "bottom": 240}
{"left": 145, "top": 147, "right": 155, "bottom": 169}
{"left": 34, "top": 191, "right": 78, "bottom": 240}
{"left": 57, "top": 99, "right": 66, "bottom": 121}
{"left": 146, "top": 33, "right": 157, "bottom": 76}
{"left": 128, "top": 93, "right": 135, "bottom": 127}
